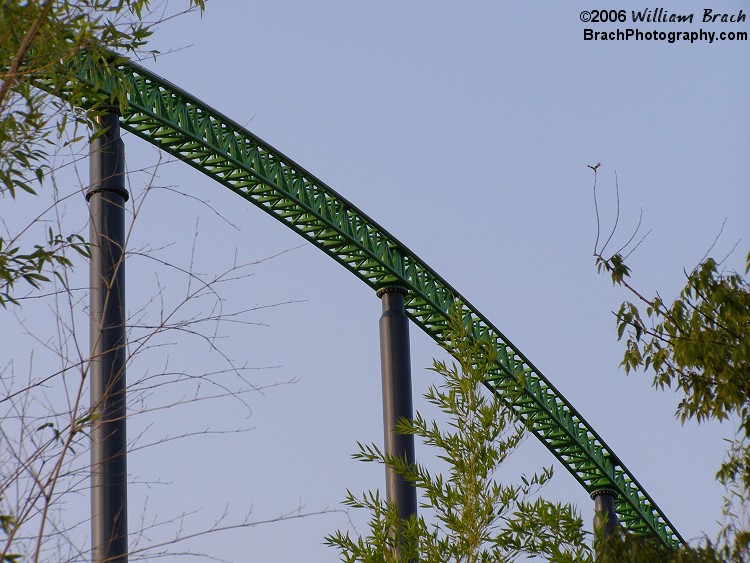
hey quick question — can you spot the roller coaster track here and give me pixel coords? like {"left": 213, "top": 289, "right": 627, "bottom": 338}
{"left": 61, "top": 51, "right": 683, "bottom": 548}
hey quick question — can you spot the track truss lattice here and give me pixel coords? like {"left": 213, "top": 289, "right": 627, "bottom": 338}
{"left": 62, "top": 52, "right": 683, "bottom": 548}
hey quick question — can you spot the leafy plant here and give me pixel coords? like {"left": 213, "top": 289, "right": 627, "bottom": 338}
{"left": 327, "top": 304, "right": 592, "bottom": 562}
{"left": 592, "top": 165, "right": 750, "bottom": 561}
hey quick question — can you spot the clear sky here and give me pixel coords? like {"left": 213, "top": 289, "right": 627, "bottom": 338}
{"left": 5, "top": 1, "right": 750, "bottom": 561}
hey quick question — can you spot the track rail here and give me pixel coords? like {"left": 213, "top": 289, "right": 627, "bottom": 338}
{"left": 62, "top": 51, "right": 683, "bottom": 547}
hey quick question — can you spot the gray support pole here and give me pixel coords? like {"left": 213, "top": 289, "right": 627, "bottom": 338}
{"left": 591, "top": 489, "right": 619, "bottom": 540}
{"left": 377, "top": 287, "right": 418, "bottom": 523}
{"left": 88, "top": 113, "right": 129, "bottom": 563}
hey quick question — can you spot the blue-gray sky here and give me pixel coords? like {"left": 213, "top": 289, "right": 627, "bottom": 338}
{"left": 6, "top": 1, "right": 750, "bottom": 561}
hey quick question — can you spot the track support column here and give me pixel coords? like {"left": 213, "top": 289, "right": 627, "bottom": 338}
{"left": 377, "top": 286, "right": 418, "bottom": 527}
{"left": 591, "top": 489, "right": 619, "bottom": 542}
{"left": 88, "top": 113, "right": 129, "bottom": 563}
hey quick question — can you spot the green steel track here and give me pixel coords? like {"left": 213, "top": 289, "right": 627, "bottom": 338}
{"left": 63, "top": 52, "right": 684, "bottom": 548}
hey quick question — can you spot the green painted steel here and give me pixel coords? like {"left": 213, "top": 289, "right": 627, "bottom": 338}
{"left": 62, "top": 52, "right": 683, "bottom": 548}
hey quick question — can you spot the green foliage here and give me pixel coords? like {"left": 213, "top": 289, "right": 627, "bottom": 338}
{"left": 613, "top": 257, "right": 749, "bottom": 428}
{"left": 595, "top": 532, "right": 724, "bottom": 563}
{"left": 0, "top": 0, "right": 205, "bottom": 305}
{"left": 326, "top": 304, "right": 592, "bottom": 562}
{"left": 0, "top": 503, "right": 18, "bottom": 563}
{"left": 0, "top": 1, "right": 204, "bottom": 559}
{"left": 0, "top": 229, "right": 89, "bottom": 306}
{"left": 596, "top": 250, "right": 750, "bottom": 560}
